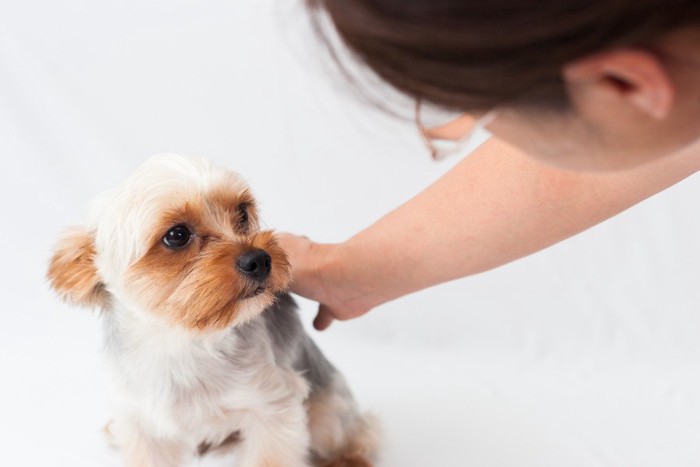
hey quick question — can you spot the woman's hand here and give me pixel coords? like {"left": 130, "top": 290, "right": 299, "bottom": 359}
{"left": 277, "top": 137, "right": 699, "bottom": 332}
{"left": 277, "top": 233, "right": 376, "bottom": 330}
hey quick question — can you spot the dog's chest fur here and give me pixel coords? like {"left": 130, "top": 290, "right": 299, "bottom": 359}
{"left": 102, "top": 295, "right": 312, "bottom": 449}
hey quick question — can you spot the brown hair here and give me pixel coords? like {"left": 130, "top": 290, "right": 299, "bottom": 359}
{"left": 306, "top": 0, "right": 700, "bottom": 113}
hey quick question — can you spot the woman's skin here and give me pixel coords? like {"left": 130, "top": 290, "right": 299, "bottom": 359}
{"left": 280, "top": 27, "right": 700, "bottom": 330}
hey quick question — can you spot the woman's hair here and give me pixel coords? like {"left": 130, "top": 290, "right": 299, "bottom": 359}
{"left": 306, "top": 0, "right": 700, "bottom": 113}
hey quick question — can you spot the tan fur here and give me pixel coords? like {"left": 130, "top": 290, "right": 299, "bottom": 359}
{"left": 123, "top": 188, "right": 290, "bottom": 331}
{"left": 208, "top": 186, "right": 259, "bottom": 234}
{"left": 321, "top": 456, "right": 374, "bottom": 467}
{"left": 307, "top": 385, "right": 380, "bottom": 467}
{"left": 47, "top": 227, "right": 109, "bottom": 308}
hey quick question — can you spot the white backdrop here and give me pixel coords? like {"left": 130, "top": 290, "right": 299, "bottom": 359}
{"left": 2, "top": 1, "right": 700, "bottom": 466}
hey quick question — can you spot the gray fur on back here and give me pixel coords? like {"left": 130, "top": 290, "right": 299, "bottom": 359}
{"left": 260, "top": 293, "right": 337, "bottom": 393}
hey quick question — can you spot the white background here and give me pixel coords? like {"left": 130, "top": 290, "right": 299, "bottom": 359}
{"left": 1, "top": 1, "right": 700, "bottom": 466}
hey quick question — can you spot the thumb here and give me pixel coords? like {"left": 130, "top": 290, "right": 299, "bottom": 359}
{"left": 313, "top": 304, "right": 336, "bottom": 331}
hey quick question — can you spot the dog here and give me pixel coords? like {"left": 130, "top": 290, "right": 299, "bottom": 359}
{"left": 47, "top": 154, "right": 379, "bottom": 467}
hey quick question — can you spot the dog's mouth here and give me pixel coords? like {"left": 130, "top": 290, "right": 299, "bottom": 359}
{"left": 242, "top": 285, "right": 267, "bottom": 300}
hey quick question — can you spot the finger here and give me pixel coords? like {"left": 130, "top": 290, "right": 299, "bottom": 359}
{"left": 313, "top": 305, "right": 335, "bottom": 331}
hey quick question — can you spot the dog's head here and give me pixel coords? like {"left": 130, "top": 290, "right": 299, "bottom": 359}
{"left": 47, "top": 154, "right": 290, "bottom": 331}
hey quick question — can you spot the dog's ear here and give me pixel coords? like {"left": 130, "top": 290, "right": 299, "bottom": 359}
{"left": 48, "top": 227, "right": 110, "bottom": 309}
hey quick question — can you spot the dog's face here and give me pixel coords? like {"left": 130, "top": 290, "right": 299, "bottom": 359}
{"left": 48, "top": 154, "right": 290, "bottom": 331}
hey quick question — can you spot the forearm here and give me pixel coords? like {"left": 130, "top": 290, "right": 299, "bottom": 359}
{"left": 326, "top": 137, "right": 699, "bottom": 311}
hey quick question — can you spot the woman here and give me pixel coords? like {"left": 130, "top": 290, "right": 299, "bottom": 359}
{"left": 281, "top": 0, "right": 700, "bottom": 330}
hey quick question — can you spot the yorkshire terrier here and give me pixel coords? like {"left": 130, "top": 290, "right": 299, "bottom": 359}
{"left": 48, "top": 154, "right": 379, "bottom": 467}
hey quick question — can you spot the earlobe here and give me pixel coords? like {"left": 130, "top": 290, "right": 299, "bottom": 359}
{"left": 48, "top": 227, "right": 110, "bottom": 309}
{"left": 563, "top": 49, "right": 675, "bottom": 120}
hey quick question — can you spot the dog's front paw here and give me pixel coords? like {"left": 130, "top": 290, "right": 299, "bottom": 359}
{"left": 102, "top": 420, "right": 119, "bottom": 448}
{"left": 320, "top": 455, "right": 374, "bottom": 467}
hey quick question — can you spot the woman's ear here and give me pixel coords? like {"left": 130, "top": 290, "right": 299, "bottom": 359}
{"left": 47, "top": 227, "right": 110, "bottom": 309}
{"left": 563, "top": 48, "right": 675, "bottom": 120}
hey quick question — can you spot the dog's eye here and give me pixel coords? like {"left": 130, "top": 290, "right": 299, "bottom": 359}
{"left": 238, "top": 204, "right": 249, "bottom": 228}
{"left": 162, "top": 225, "right": 192, "bottom": 249}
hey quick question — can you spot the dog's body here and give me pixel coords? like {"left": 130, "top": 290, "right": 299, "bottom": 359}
{"left": 48, "top": 155, "right": 377, "bottom": 467}
{"left": 103, "top": 292, "right": 372, "bottom": 467}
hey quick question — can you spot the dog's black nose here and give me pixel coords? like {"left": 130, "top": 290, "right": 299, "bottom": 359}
{"left": 236, "top": 249, "right": 271, "bottom": 281}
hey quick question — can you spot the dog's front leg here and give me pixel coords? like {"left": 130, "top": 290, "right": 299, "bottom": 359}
{"left": 122, "top": 431, "right": 183, "bottom": 467}
{"left": 236, "top": 401, "right": 311, "bottom": 467}
{"left": 110, "top": 417, "right": 184, "bottom": 467}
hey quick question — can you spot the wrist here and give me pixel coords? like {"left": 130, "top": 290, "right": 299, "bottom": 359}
{"left": 313, "top": 240, "right": 382, "bottom": 318}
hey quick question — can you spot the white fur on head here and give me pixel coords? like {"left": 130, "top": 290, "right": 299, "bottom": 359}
{"left": 87, "top": 154, "right": 248, "bottom": 292}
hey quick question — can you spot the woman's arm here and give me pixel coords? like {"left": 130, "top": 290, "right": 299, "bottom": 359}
{"left": 280, "top": 136, "right": 700, "bottom": 330}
